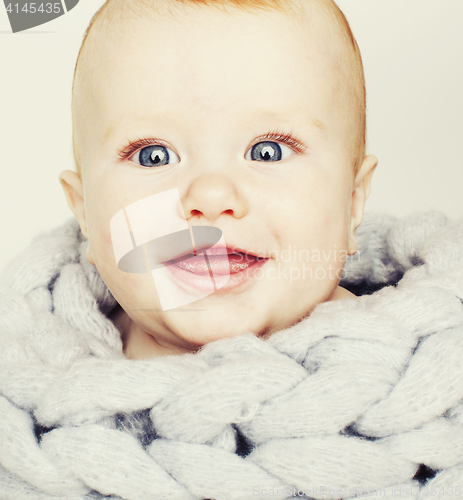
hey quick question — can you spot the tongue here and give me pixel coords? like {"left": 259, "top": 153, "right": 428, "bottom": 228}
{"left": 174, "top": 253, "right": 261, "bottom": 275}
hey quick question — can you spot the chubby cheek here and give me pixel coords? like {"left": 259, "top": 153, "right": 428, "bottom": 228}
{"left": 85, "top": 199, "right": 162, "bottom": 313}
{"left": 283, "top": 167, "right": 350, "bottom": 245}
{"left": 91, "top": 230, "right": 163, "bottom": 314}
{"left": 273, "top": 171, "right": 350, "bottom": 291}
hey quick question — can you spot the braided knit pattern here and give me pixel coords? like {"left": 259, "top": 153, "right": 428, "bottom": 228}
{"left": 1, "top": 211, "right": 463, "bottom": 500}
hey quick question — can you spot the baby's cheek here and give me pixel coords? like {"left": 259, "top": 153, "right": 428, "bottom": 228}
{"left": 103, "top": 227, "right": 115, "bottom": 255}
{"left": 87, "top": 223, "right": 120, "bottom": 279}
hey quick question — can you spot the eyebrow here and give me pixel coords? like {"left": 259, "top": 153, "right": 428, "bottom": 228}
{"left": 104, "top": 116, "right": 151, "bottom": 144}
{"left": 311, "top": 117, "right": 325, "bottom": 130}
{"left": 252, "top": 109, "right": 325, "bottom": 132}
{"left": 104, "top": 110, "right": 325, "bottom": 144}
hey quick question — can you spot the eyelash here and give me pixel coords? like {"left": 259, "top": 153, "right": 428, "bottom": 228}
{"left": 117, "top": 127, "right": 307, "bottom": 162}
{"left": 117, "top": 138, "right": 170, "bottom": 161}
{"left": 253, "top": 128, "right": 307, "bottom": 155}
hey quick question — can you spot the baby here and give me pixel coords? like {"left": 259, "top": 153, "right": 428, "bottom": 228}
{"left": 59, "top": 0, "right": 377, "bottom": 359}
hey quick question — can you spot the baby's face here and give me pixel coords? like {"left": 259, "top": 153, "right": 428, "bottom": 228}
{"left": 66, "top": 5, "right": 375, "bottom": 357}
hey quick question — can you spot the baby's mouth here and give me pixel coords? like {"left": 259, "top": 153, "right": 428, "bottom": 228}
{"left": 163, "top": 246, "right": 269, "bottom": 294}
{"left": 172, "top": 251, "right": 267, "bottom": 275}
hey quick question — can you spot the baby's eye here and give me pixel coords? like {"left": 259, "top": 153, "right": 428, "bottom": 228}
{"left": 132, "top": 144, "right": 180, "bottom": 168}
{"left": 245, "top": 141, "right": 295, "bottom": 162}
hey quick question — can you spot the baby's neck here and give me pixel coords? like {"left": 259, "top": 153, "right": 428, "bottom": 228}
{"left": 328, "top": 285, "right": 356, "bottom": 301}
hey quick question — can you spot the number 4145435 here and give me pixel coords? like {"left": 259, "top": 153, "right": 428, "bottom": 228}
{"left": 5, "top": 3, "right": 62, "bottom": 14}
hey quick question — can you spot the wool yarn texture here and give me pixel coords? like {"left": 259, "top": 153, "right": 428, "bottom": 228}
{"left": 1, "top": 210, "right": 463, "bottom": 500}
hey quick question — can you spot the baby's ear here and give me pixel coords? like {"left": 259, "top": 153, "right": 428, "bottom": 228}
{"left": 347, "top": 155, "right": 378, "bottom": 255}
{"left": 59, "top": 170, "right": 95, "bottom": 265}
{"left": 59, "top": 170, "right": 87, "bottom": 235}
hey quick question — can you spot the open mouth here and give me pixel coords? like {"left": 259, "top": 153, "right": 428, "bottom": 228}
{"left": 163, "top": 248, "right": 269, "bottom": 294}
{"left": 171, "top": 251, "right": 267, "bottom": 275}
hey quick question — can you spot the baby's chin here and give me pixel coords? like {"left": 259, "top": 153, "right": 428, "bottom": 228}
{"left": 164, "top": 303, "right": 277, "bottom": 346}
{"left": 117, "top": 296, "right": 290, "bottom": 358}
{"left": 166, "top": 284, "right": 356, "bottom": 346}
{"left": 122, "top": 300, "right": 309, "bottom": 359}
{"left": 122, "top": 313, "right": 262, "bottom": 359}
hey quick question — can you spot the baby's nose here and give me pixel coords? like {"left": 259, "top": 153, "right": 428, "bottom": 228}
{"left": 181, "top": 173, "right": 248, "bottom": 223}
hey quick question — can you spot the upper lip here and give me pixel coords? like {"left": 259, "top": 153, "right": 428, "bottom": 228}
{"left": 199, "top": 245, "right": 266, "bottom": 257}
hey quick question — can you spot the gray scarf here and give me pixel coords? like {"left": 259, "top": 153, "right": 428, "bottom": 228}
{"left": 1, "top": 210, "right": 463, "bottom": 500}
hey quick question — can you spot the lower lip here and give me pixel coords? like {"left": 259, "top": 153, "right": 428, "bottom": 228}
{"left": 164, "top": 254, "right": 268, "bottom": 293}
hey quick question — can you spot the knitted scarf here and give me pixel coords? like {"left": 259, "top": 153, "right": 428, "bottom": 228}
{"left": 1, "top": 211, "right": 463, "bottom": 500}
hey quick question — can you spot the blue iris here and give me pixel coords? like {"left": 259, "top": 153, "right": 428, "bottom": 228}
{"left": 139, "top": 145, "right": 170, "bottom": 167}
{"left": 249, "top": 141, "right": 282, "bottom": 162}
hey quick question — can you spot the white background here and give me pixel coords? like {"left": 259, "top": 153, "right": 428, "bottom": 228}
{"left": 0, "top": 0, "right": 462, "bottom": 271}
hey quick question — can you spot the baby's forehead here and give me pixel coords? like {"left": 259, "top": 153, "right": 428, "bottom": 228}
{"left": 83, "top": 0, "right": 351, "bottom": 58}
{"left": 77, "top": 0, "right": 355, "bottom": 104}
{"left": 73, "top": 0, "right": 365, "bottom": 173}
